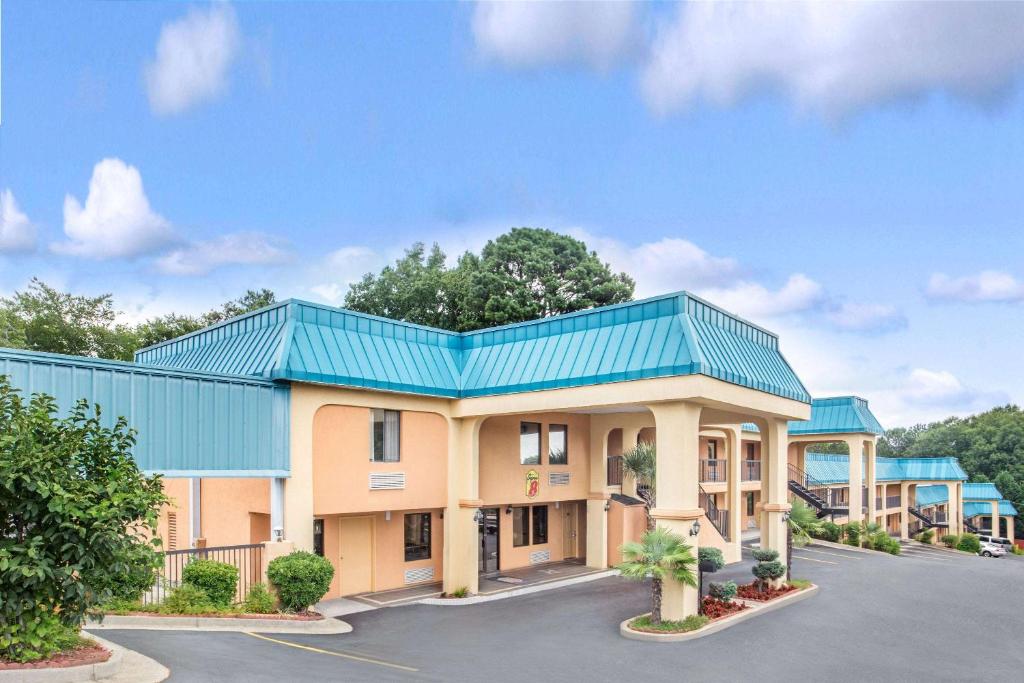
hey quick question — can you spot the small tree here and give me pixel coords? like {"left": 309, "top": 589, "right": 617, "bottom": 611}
{"left": 0, "top": 378, "right": 166, "bottom": 661}
{"left": 751, "top": 548, "right": 786, "bottom": 593}
{"left": 786, "top": 500, "right": 822, "bottom": 579}
{"left": 621, "top": 441, "right": 656, "bottom": 529}
{"left": 618, "top": 527, "right": 698, "bottom": 626}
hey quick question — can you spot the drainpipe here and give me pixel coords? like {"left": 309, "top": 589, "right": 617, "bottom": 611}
{"left": 271, "top": 477, "right": 286, "bottom": 541}
{"left": 189, "top": 478, "right": 202, "bottom": 547}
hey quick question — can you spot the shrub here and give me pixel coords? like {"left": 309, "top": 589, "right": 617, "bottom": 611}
{"left": 698, "top": 547, "right": 725, "bottom": 572}
{"left": 753, "top": 560, "right": 786, "bottom": 582}
{"left": 751, "top": 548, "right": 778, "bottom": 563}
{"left": 819, "top": 521, "right": 842, "bottom": 542}
{"left": 242, "top": 583, "right": 276, "bottom": 614}
{"left": 708, "top": 580, "right": 737, "bottom": 603}
{"left": 182, "top": 560, "right": 239, "bottom": 607}
{"left": 842, "top": 523, "right": 860, "bottom": 546}
{"left": 957, "top": 533, "right": 981, "bottom": 554}
{"left": 159, "top": 584, "right": 218, "bottom": 615}
{"left": 940, "top": 534, "right": 959, "bottom": 548}
{"left": 86, "top": 543, "right": 160, "bottom": 603}
{"left": 1012, "top": 545, "right": 1024, "bottom": 556}
{"left": 267, "top": 551, "right": 335, "bottom": 613}
{"left": 917, "top": 529, "right": 934, "bottom": 544}
{"left": 449, "top": 587, "right": 469, "bottom": 598}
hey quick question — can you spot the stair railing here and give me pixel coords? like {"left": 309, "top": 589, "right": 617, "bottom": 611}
{"left": 698, "top": 484, "right": 730, "bottom": 541}
{"left": 787, "top": 463, "right": 835, "bottom": 508}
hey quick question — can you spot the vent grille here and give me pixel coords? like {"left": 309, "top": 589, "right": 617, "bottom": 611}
{"left": 369, "top": 472, "right": 406, "bottom": 490}
{"left": 167, "top": 512, "right": 177, "bottom": 550}
{"left": 404, "top": 567, "right": 435, "bottom": 585}
{"left": 529, "top": 550, "right": 551, "bottom": 565}
{"left": 548, "top": 472, "right": 570, "bottom": 486}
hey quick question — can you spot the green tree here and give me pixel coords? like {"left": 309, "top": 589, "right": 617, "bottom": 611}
{"left": 618, "top": 527, "right": 698, "bottom": 626}
{"left": 620, "top": 441, "right": 657, "bottom": 529}
{"left": 0, "top": 378, "right": 166, "bottom": 661}
{"left": 344, "top": 228, "right": 634, "bottom": 331}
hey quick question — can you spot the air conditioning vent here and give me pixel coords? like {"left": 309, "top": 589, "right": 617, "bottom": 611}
{"left": 548, "top": 472, "right": 570, "bottom": 486}
{"left": 404, "top": 567, "right": 435, "bottom": 585}
{"left": 369, "top": 472, "right": 406, "bottom": 490}
{"left": 529, "top": 550, "right": 551, "bottom": 565}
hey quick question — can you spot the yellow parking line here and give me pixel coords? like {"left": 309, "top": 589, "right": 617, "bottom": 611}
{"left": 244, "top": 632, "right": 419, "bottom": 673}
{"left": 792, "top": 554, "right": 838, "bottom": 565}
{"left": 800, "top": 547, "right": 863, "bottom": 560}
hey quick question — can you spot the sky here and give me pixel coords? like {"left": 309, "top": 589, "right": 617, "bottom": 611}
{"left": 1, "top": 1, "right": 1023, "bottom": 428}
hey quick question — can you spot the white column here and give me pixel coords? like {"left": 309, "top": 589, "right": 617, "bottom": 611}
{"left": 649, "top": 401, "right": 702, "bottom": 620}
{"left": 846, "top": 437, "right": 864, "bottom": 524}
{"left": 586, "top": 423, "right": 612, "bottom": 569}
{"left": 899, "top": 482, "right": 910, "bottom": 539}
{"left": 443, "top": 416, "right": 482, "bottom": 595}
{"left": 865, "top": 440, "right": 877, "bottom": 523}
{"left": 992, "top": 501, "right": 1001, "bottom": 535}
{"left": 759, "top": 418, "right": 790, "bottom": 570}
{"left": 725, "top": 426, "right": 743, "bottom": 563}
{"left": 622, "top": 427, "right": 642, "bottom": 497}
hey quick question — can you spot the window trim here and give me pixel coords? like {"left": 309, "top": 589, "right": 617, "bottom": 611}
{"left": 371, "top": 409, "right": 401, "bottom": 463}
{"left": 548, "top": 424, "right": 568, "bottom": 465}
{"left": 519, "top": 421, "right": 541, "bottom": 465}
{"left": 403, "top": 512, "right": 432, "bottom": 562}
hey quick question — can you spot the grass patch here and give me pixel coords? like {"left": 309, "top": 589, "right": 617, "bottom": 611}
{"left": 788, "top": 579, "right": 812, "bottom": 590}
{"left": 628, "top": 614, "right": 709, "bottom": 634}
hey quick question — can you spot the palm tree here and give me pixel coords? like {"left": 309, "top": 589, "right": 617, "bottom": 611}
{"left": 618, "top": 527, "right": 698, "bottom": 625}
{"left": 857, "top": 520, "right": 883, "bottom": 549}
{"left": 786, "top": 499, "right": 823, "bottom": 579}
{"left": 621, "top": 441, "right": 656, "bottom": 529}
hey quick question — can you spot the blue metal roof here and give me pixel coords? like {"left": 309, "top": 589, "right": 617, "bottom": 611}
{"left": 963, "top": 482, "right": 1003, "bottom": 500}
{"left": 805, "top": 453, "right": 966, "bottom": 485}
{"left": 914, "top": 485, "right": 952, "bottom": 506}
{"left": 963, "top": 501, "right": 1018, "bottom": 517}
{"left": 1, "top": 347, "right": 290, "bottom": 477}
{"left": 136, "top": 292, "right": 812, "bottom": 402}
{"left": 788, "top": 396, "right": 884, "bottom": 435}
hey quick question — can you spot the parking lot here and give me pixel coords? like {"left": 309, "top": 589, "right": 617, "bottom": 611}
{"left": 99, "top": 542, "right": 1023, "bottom": 682}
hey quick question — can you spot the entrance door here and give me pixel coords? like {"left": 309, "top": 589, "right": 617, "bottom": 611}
{"left": 479, "top": 508, "right": 500, "bottom": 575}
{"left": 338, "top": 517, "right": 373, "bottom": 595}
{"left": 563, "top": 503, "right": 578, "bottom": 559}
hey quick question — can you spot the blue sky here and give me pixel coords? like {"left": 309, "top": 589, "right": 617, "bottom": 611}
{"left": 2, "top": 1, "right": 1023, "bottom": 426}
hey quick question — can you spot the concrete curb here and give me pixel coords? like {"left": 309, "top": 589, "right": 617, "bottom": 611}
{"left": 419, "top": 569, "right": 619, "bottom": 605}
{"left": 85, "top": 614, "right": 352, "bottom": 635}
{"left": 619, "top": 583, "right": 819, "bottom": 643}
{"left": 903, "top": 540, "right": 975, "bottom": 557}
{"left": 0, "top": 632, "right": 163, "bottom": 683}
{"left": 808, "top": 539, "right": 890, "bottom": 555}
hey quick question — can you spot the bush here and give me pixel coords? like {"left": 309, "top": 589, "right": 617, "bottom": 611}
{"left": 243, "top": 583, "right": 276, "bottom": 614}
{"left": 940, "top": 534, "right": 959, "bottom": 548}
{"left": 752, "top": 560, "right": 786, "bottom": 582}
{"left": 159, "top": 584, "right": 218, "bottom": 615}
{"left": 842, "top": 523, "right": 860, "bottom": 546}
{"left": 751, "top": 548, "right": 778, "bottom": 563}
{"left": 698, "top": 547, "right": 725, "bottom": 572}
{"left": 916, "top": 529, "right": 934, "bottom": 544}
{"left": 182, "top": 560, "right": 238, "bottom": 607}
{"left": 449, "top": 587, "right": 469, "bottom": 598}
{"left": 267, "top": 551, "right": 335, "bottom": 613}
{"left": 708, "top": 580, "right": 737, "bottom": 603}
{"left": 957, "top": 533, "right": 981, "bottom": 554}
{"left": 86, "top": 543, "right": 160, "bottom": 603}
{"left": 819, "top": 521, "right": 842, "bottom": 542}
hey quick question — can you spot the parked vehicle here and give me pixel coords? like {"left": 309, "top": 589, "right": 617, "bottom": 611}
{"left": 979, "top": 541, "right": 1006, "bottom": 558}
{"left": 976, "top": 535, "right": 1013, "bottom": 549}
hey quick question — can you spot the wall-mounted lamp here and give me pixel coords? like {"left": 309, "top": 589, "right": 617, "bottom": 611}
{"left": 272, "top": 526, "right": 284, "bottom": 542}
{"left": 603, "top": 501, "right": 610, "bottom": 512}
{"left": 473, "top": 509, "right": 484, "bottom": 524}
{"left": 555, "top": 501, "right": 560, "bottom": 510}
{"left": 440, "top": 510, "right": 444, "bottom": 520}
{"left": 385, "top": 510, "right": 392, "bottom": 522}
{"left": 689, "top": 519, "right": 701, "bottom": 537}
{"left": 781, "top": 511, "right": 791, "bottom": 523}
{"left": 505, "top": 505, "right": 513, "bottom": 515}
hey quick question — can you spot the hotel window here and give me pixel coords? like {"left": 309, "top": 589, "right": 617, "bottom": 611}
{"left": 746, "top": 443, "right": 755, "bottom": 459}
{"left": 548, "top": 424, "right": 568, "bottom": 465}
{"left": 532, "top": 506, "right": 548, "bottom": 545}
{"left": 512, "top": 507, "right": 529, "bottom": 546}
{"left": 520, "top": 422, "right": 541, "bottom": 465}
{"left": 404, "top": 513, "right": 431, "bottom": 561}
{"left": 313, "top": 519, "right": 324, "bottom": 557}
{"left": 707, "top": 440, "right": 718, "bottom": 459}
{"left": 371, "top": 409, "right": 401, "bottom": 462}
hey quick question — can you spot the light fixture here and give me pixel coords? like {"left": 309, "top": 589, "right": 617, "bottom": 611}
{"left": 473, "top": 509, "right": 484, "bottom": 523}
{"left": 272, "top": 526, "right": 284, "bottom": 542}
{"left": 603, "top": 501, "right": 610, "bottom": 512}
{"left": 555, "top": 501, "right": 560, "bottom": 510}
{"left": 689, "top": 519, "right": 701, "bottom": 537}
{"left": 385, "top": 510, "right": 391, "bottom": 522}
{"left": 505, "top": 506, "right": 512, "bottom": 515}
{"left": 781, "top": 511, "right": 791, "bottom": 523}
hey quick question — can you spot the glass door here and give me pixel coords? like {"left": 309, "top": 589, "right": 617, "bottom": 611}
{"left": 479, "top": 508, "right": 500, "bottom": 575}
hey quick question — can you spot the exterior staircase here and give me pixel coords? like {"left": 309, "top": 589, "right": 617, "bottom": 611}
{"left": 964, "top": 518, "right": 980, "bottom": 533}
{"left": 908, "top": 505, "right": 948, "bottom": 530}
{"left": 787, "top": 464, "right": 848, "bottom": 518}
{"left": 699, "top": 484, "right": 729, "bottom": 541}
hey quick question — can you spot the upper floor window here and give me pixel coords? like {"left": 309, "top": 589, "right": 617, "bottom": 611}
{"left": 707, "top": 440, "right": 718, "bottom": 460}
{"left": 371, "top": 409, "right": 401, "bottom": 462}
{"left": 520, "top": 422, "right": 541, "bottom": 465}
{"left": 548, "top": 424, "right": 568, "bottom": 465}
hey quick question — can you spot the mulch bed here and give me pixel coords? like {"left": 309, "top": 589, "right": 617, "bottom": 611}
{"left": 736, "top": 582, "right": 798, "bottom": 602}
{"left": 99, "top": 610, "right": 323, "bottom": 621}
{"left": 701, "top": 596, "right": 748, "bottom": 619}
{"left": 0, "top": 643, "right": 110, "bottom": 671}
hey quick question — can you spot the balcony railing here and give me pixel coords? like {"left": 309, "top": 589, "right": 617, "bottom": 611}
{"left": 699, "top": 459, "right": 726, "bottom": 483}
{"left": 742, "top": 460, "right": 761, "bottom": 481}
{"left": 934, "top": 510, "right": 947, "bottom": 523}
{"left": 607, "top": 455, "right": 623, "bottom": 487}
{"left": 885, "top": 495, "right": 901, "bottom": 509}
{"left": 876, "top": 497, "right": 882, "bottom": 510}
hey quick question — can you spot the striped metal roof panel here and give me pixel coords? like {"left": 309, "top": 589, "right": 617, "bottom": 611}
{"left": 963, "top": 500, "right": 1017, "bottom": 517}
{"left": 788, "top": 396, "right": 884, "bottom": 435}
{"left": 914, "top": 485, "right": 952, "bottom": 506}
{"left": 135, "top": 292, "right": 811, "bottom": 402}
{"left": 0, "top": 347, "right": 289, "bottom": 476}
{"left": 963, "top": 482, "right": 1003, "bottom": 500}
{"left": 805, "top": 453, "right": 966, "bottom": 484}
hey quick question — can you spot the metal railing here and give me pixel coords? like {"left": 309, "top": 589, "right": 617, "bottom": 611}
{"left": 699, "top": 485, "right": 729, "bottom": 541}
{"left": 144, "top": 543, "right": 265, "bottom": 606}
{"left": 699, "top": 459, "right": 726, "bottom": 483}
{"left": 607, "top": 455, "right": 623, "bottom": 487}
{"left": 885, "top": 495, "right": 901, "bottom": 509}
{"left": 934, "top": 510, "right": 947, "bottom": 523}
{"left": 787, "top": 463, "right": 834, "bottom": 508}
{"left": 876, "top": 497, "right": 883, "bottom": 510}
{"left": 742, "top": 460, "right": 761, "bottom": 481}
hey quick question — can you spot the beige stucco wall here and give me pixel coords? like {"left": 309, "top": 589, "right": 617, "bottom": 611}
{"left": 199, "top": 478, "right": 270, "bottom": 547}
{"left": 494, "top": 501, "right": 582, "bottom": 570}
{"left": 312, "top": 405, "right": 448, "bottom": 515}
{"left": 478, "top": 413, "right": 590, "bottom": 505}
{"left": 155, "top": 478, "right": 191, "bottom": 551}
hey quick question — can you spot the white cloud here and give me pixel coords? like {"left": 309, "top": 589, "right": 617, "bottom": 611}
{"left": 866, "top": 367, "right": 1010, "bottom": 427}
{"left": 309, "top": 246, "right": 381, "bottom": 304}
{"left": 54, "top": 158, "right": 177, "bottom": 259}
{"left": 825, "top": 302, "right": 906, "bottom": 333}
{"left": 641, "top": 1, "right": 1024, "bottom": 117}
{"left": 698, "top": 273, "right": 826, "bottom": 320}
{"left": 144, "top": 3, "right": 241, "bottom": 115}
{"left": 926, "top": 270, "right": 1024, "bottom": 303}
{"left": 472, "top": 1, "right": 638, "bottom": 70}
{"left": 0, "top": 189, "right": 36, "bottom": 253}
{"left": 155, "top": 232, "right": 291, "bottom": 276}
